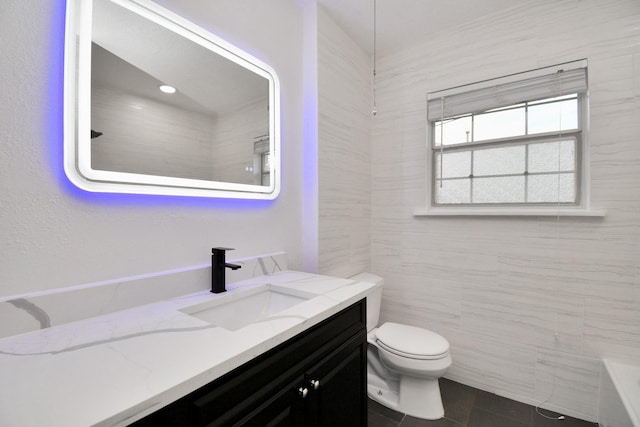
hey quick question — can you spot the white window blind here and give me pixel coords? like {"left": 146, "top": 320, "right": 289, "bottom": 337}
{"left": 427, "top": 60, "right": 587, "bottom": 121}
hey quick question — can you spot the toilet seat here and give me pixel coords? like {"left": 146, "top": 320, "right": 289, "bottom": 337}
{"left": 375, "top": 322, "right": 449, "bottom": 360}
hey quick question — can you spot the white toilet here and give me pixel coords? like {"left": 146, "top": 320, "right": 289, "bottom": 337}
{"left": 353, "top": 273, "right": 452, "bottom": 420}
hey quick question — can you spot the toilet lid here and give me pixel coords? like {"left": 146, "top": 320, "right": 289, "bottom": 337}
{"left": 375, "top": 322, "right": 449, "bottom": 359}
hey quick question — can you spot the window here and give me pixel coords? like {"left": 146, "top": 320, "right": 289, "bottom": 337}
{"left": 427, "top": 60, "right": 588, "bottom": 209}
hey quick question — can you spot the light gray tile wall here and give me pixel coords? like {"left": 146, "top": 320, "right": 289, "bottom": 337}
{"left": 93, "top": 85, "right": 267, "bottom": 185}
{"left": 317, "top": 7, "right": 372, "bottom": 278}
{"left": 92, "top": 84, "right": 214, "bottom": 180}
{"left": 371, "top": 0, "right": 640, "bottom": 421}
{"left": 211, "top": 96, "right": 269, "bottom": 185}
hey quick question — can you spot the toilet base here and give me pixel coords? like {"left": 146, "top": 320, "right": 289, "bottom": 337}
{"left": 368, "top": 372, "right": 445, "bottom": 420}
{"left": 368, "top": 382, "right": 400, "bottom": 412}
{"left": 400, "top": 376, "right": 444, "bottom": 420}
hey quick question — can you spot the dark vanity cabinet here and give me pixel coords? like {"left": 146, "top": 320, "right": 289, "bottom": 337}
{"left": 131, "top": 299, "right": 367, "bottom": 427}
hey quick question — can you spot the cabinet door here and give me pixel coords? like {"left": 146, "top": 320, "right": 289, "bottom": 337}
{"left": 305, "top": 330, "right": 367, "bottom": 427}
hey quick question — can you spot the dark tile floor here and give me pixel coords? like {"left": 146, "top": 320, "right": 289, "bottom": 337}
{"left": 368, "top": 378, "right": 598, "bottom": 427}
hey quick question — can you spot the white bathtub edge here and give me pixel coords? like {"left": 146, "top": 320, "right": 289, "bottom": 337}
{"left": 600, "top": 359, "right": 639, "bottom": 427}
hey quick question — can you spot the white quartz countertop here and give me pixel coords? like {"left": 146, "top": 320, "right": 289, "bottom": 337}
{"left": 0, "top": 271, "right": 377, "bottom": 427}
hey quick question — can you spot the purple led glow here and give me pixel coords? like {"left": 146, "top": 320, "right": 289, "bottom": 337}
{"left": 51, "top": 0, "right": 276, "bottom": 209}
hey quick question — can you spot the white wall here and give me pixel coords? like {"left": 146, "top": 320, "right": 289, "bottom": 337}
{"left": 372, "top": 0, "right": 640, "bottom": 420}
{"left": 0, "top": 0, "right": 308, "bottom": 298}
{"left": 317, "top": 6, "right": 372, "bottom": 277}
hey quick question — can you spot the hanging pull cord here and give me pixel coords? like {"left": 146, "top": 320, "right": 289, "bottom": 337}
{"left": 439, "top": 97, "right": 444, "bottom": 187}
{"left": 372, "top": 0, "right": 377, "bottom": 116}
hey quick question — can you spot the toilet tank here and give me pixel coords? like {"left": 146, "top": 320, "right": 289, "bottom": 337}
{"left": 350, "top": 273, "right": 384, "bottom": 332}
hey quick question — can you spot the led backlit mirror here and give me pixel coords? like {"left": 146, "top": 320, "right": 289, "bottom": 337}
{"left": 64, "top": 0, "right": 280, "bottom": 199}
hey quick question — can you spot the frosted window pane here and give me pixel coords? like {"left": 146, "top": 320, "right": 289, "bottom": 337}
{"left": 473, "top": 146, "right": 525, "bottom": 177}
{"left": 528, "top": 99, "right": 578, "bottom": 134}
{"left": 434, "top": 116, "right": 473, "bottom": 146}
{"left": 434, "top": 179, "right": 471, "bottom": 204}
{"left": 473, "top": 176, "right": 525, "bottom": 203}
{"left": 474, "top": 108, "right": 525, "bottom": 141}
{"left": 434, "top": 151, "right": 471, "bottom": 178}
{"left": 527, "top": 173, "right": 575, "bottom": 203}
{"left": 528, "top": 140, "right": 575, "bottom": 173}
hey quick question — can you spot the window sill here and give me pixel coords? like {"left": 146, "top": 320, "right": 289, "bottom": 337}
{"left": 413, "top": 207, "right": 606, "bottom": 217}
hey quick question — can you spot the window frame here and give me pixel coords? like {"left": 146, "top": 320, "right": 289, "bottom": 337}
{"left": 418, "top": 60, "right": 603, "bottom": 216}
{"left": 431, "top": 95, "right": 584, "bottom": 207}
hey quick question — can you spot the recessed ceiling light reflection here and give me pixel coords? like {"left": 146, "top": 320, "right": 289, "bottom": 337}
{"left": 158, "top": 84, "right": 176, "bottom": 94}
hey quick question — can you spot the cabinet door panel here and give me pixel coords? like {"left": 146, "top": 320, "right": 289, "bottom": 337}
{"left": 220, "top": 376, "right": 305, "bottom": 427}
{"left": 306, "top": 330, "right": 367, "bottom": 427}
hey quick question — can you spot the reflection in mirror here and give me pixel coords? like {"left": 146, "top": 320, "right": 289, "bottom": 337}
{"left": 64, "top": 0, "right": 280, "bottom": 199}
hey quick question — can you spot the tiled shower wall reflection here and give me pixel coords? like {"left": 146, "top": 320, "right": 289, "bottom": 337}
{"left": 370, "top": 0, "right": 640, "bottom": 421}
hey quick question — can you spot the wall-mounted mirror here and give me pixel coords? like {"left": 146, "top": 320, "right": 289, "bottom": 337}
{"left": 64, "top": 0, "right": 280, "bottom": 199}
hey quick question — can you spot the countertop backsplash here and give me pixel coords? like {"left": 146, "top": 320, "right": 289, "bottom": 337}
{"left": 0, "top": 252, "right": 287, "bottom": 338}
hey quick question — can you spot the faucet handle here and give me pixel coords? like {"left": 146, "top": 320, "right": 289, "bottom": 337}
{"left": 212, "top": 247, "right": 235, "bottom": 253}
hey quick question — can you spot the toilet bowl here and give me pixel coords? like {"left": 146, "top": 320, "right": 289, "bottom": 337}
{"left": 352, "top": 273, "right": 452, "bottom": 420}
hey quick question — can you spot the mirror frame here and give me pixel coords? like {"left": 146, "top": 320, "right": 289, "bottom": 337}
{"left": 64, "top": 0, "right": 281, "bottom": 199}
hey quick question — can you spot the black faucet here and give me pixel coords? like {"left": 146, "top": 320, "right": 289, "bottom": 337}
{"left": 211, "top": 247, "right": 242, "bottom": 293}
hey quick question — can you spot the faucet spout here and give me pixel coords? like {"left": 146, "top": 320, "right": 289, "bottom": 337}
{"left": 211, "top": 247, "right": 242, "bottom": 293}
{"left": 225, "top": 263, "right": 242, "bottom": 271}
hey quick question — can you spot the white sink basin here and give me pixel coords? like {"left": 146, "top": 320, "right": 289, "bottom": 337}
{"left": 180, "top": 285, "right": 316, "bottom": 331}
